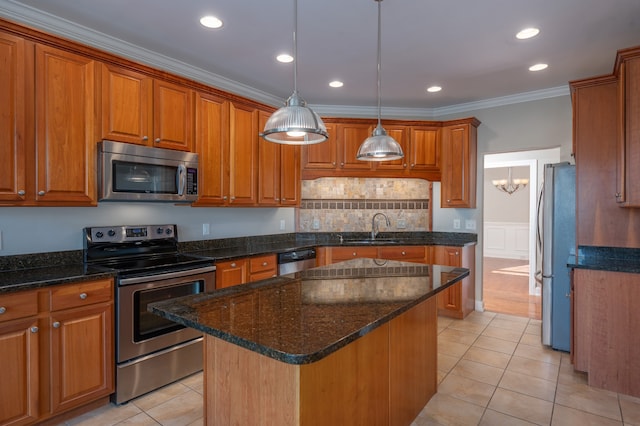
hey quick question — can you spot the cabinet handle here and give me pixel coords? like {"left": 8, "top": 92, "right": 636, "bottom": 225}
{"left": 231, "top": 262, "right": 236, "bottom": 268}
{"left": 282, "top": 198, "right": 286, "bottom": 201}
{"left": 262, "top": 262, "right": 268, "bottom": 266}
{"left": 0, "top": 307, "right": 5, "bottom": 314}
{"left": 30, "top": 326, "right": 38, "bottom": 333}
{"left": 352, "top": 252, "right": 357, "bottom": 256}
{"left": 340, "top": 162, "right": 344, "bottom": 167}
{"left": 332, "top": 162, "right": 336, "bottom": 166}
{"left": 223, "top": 196, "right": 228, "bottom": 200}
{"left": 53, "top": 321, "right": 61, "bottom": 328}
{"left": 455, "top": 252, "right": 459, "bottom": 256}
{"left": 142, "top": 136, "right": 149, "bottom": 141}
{"left": 79, "top": 293, "right": 87, "bottom": 300}
{"left": 403, "top": 163, "right": 407, "bottom": 168}
{"left": 155, "top": 138, "right": 161, "bottom": 143}
{"left": 446, "top": 199, "right": 451, "bottom": 203}
{"left": 38, "top": 191, "right": 45, "bottom": 196}
{"left": 17, "top": 190, "right": 25, "bottom": 196}
{"left": 410, "top": 163, "right": 415, "bottom": 168}
{"left": 275, "top": 198, "right": 280, "bottom": 201}
{"left": 231, "top": 196, "right": 236, "bottom": 201}
{"left": 615, "top": 192, "right": 621, "bottom": 198}
{"left": 402, "top": 251, "right": 406, "bottom": 256}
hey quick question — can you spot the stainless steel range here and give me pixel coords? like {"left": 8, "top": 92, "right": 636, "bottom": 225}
{"left": 83, "top": 224, "right": 215, "bottom": 404}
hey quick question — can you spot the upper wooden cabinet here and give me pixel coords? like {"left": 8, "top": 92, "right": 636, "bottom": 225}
{"left": 101, "top": 63, "right": 194, "bottom": 151}
{"left": 407, "top": 126, "right": 441, "bottom": 180}
{"left": 228, "top": 101, "right": 259, "bottom": 205}
{"left": 0, "top": 30, "right": 98, "bottom": 207}
{"left": 440, "top": 119, "right": 479, "bottom": 208}
{"left": 615, "top": 47, "right": 640, "bottom": 207}
{"left": 258, "top": 111, "right": 301, "bottom": 206}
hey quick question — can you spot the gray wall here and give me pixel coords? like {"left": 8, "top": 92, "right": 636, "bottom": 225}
{"left": 484, "top": 166, "right": 531, "bottom": 223}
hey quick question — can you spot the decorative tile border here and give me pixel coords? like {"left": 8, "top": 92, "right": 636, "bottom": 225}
{"left": 300, "top": 199, "right": 429, "bottom": 210}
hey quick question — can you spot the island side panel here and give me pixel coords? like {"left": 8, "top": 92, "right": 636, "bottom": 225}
{"left": 204, "top": 336, "right": 300, "bottom": 425}
{"left": 389, "top": 296, "right": 437, "bottom": 426}
{"left": 299, "top": 324, "right": 390, "bottom": 425}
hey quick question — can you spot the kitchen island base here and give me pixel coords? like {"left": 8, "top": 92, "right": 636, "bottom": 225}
{"left": 203, "top": 296, "right": 437, "bottom": 426}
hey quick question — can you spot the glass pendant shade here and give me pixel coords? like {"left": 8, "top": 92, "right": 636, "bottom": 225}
{"left": 261, "top": 91, "right": 328, "bottom": 144}
{"left": 356, "top": 123, "right": 404, "bottom": 160}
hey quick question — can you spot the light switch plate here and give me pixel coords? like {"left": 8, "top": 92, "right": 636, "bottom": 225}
{"left": 202, "top": 223, "right": 210, "bottom": 236}
{"left": 465, "top": 219, "right": 476, "bottom": 230}
{"left": 0, "top": 230, "right": 2, "bottom": 250}
{"left": 453, "top": 219, "right": 461, "bottom": 229}
{"left": 397, "top": 218, "right": 407, "bottom": 229}
{"left": 280, "top": 219, "right": 286, "bottom": 230}
{"left": 312, "top": 218, "right": 320, "bottom": 230}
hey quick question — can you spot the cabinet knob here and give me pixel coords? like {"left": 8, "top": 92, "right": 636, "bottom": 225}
{"left": 275, "top": 198, "right": 280, "bottom": 201}
{"left": 155, "top": 138, "right": 161, "bottom": 143}
{"left": 403, "top": 163, "right": 407, "bottom": 168}
{"left": 79, "top": 292, "right": 87, "bottom": 300}
{"left": 402, "top": 251, "right": 406, "bottom": 256}
{"left": 231, "top": 196, "right": 236, "bottom": 201}
{"left": 142, "top": 136, "right": 149, "bottom": 141}
{"left": 53, "top": 321, "right": 61, "bottom": 328}
{"left": 332, "top": 162, "right": 336, "bottom": 166}
{"left": 38, "top": 191, "right": 45, "bottom": 196}
{"left": 0, "top": 307, "right": 6, "bottom": 314}
{"left": 615, "top": 192, "right": 621, "bottom": 198}
{"left": 446, "top": 199, "right": 451, "bottom": 203}
{"left": 223, "top": 196, "right": 228, "bottom": 200}
{"left": 340, "top": 162, "right": 344, "bottom": 167}
{"left": 352, "top": 252, "right": 357, "bottom": 256}
{"left": 17, "top": 190, "right": 25, "bottom": 196}
{"left": 231, "top": 262, "right": 237, "bottom": 268}
{"left": 30, "top": 326, "right": 38, "bottom": 334}
{"left": 281, "top": 198, "right": 286, "bottom": 201}
{"left": 410, "top": 163, "right": 415, "bottom": 168}
{"left": 262, "top": 261, "right": 268, "bottom": 266}
{"left": 455, "top": 252, "right": 459, "bottom": 256}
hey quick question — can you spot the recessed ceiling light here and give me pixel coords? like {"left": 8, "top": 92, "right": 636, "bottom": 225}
{"left": 516, "top": 27, "right": 540, "bottom": 39}
{"left": 529, "top": 63, "right": 548, "bottom": 71}
{"left": 426, "top": 86, "right": 442, "bottom": 93}
{"left": 200, "top": 15, "right": 223, "bottom": 29}
{"left": 276, "top": 54, "right": 294, "bottom": 63}
{"left": 329, "top": 81, "right": 344, "bottom": 88}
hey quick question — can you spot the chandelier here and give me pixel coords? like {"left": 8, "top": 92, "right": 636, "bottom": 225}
{"left": 492, "top": 167, "right": 529, "bottom": 195}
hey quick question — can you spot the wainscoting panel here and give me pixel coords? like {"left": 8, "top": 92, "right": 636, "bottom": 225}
{"left": 484, "top": 222, "right": 529, "bottom": 259}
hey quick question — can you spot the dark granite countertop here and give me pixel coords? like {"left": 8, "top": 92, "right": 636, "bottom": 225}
{"left": 149, "top": 258, "right": 469, "bottom": 365}
{"left": 568, "top": 246, "right": 640, "bottom": 274}
{"left": 0, "top": 231, "right": 476, "bottom": 294}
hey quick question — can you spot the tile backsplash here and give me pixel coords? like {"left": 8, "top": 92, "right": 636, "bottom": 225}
{"left": 297, "top": 178, "right": 432, "bottom": 233}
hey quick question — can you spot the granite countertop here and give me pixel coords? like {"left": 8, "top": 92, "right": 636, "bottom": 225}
{"left": 149, "top": 258, "right": 469, "bottom": 365}
{"left": 568, "top": 245, "right": 640, "bottom": 274}
{"left": 0, "top": 231, "right": 477, "bottom": 293}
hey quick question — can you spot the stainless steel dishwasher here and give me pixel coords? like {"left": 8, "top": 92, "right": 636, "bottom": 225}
{"left": 277, "top": 248, "right": 317, "bottom": 275}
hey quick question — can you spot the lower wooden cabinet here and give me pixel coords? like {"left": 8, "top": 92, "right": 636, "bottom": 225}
{"left": 0, "top": 278, "right": 114, "bottom": 426}
{"left": 216, "top": 254, "right": 277, "bottom": 288}
{"left": 431, "top": 245, "right": 475, "bottom": 319}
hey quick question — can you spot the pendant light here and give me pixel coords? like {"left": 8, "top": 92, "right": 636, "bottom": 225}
{"left": 356, "top": 0, "right": 404, "bottom": 161}
{"left": 261, "top": 0, "right": 328, "bottom": 145}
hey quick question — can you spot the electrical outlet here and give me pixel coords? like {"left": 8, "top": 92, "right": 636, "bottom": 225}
{"left": 202, "top": 223, "right": 210, "bottom": 236}
{"left": 465, "top": 219, "right": 476, "bottom": 230}
{"left": 397, "top": 218, "right": 407, "bottom": 229}
{"left": 280, "top": 219, "right": 286, "bottom": 230}
{"left": 0, "top": 230, "right": 2, "bottom": 250}
{"left": 453, "top": 219, "right": 461, "bottom": 229}
{"left": 312, "top": 218, "right": 320, "bottom": 230}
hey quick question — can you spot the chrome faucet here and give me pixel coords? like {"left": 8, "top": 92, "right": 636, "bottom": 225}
{"left": 371, "top": 213, "right": 391, "bottom": 240}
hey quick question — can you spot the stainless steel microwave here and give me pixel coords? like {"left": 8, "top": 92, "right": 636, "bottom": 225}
{"left": 98, "top": 140, "right": 198, "bottom": 202}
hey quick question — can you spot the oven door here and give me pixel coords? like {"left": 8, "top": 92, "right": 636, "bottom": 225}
{"left": 116, "top": 265, "right": 215, "bottom": 363}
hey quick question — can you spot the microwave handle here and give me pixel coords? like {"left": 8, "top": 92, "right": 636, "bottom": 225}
{"left": 177, "top": 164, "right": 186, "bottom": 196}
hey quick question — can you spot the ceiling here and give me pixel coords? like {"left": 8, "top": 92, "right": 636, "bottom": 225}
{"left": 3, "top": 0, "right": 640, "bottom": 116}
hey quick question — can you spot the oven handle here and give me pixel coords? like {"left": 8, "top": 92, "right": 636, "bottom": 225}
{"left": 119, "top": 265, "right": 216, "bottom": 286}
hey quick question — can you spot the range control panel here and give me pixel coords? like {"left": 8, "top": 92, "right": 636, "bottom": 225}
{"left": 87, "top": 224, "right": 176, "bottom": 243}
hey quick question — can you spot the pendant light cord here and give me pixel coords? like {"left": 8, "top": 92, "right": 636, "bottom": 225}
{"left": 376, "top": 0, "right": 382, "bottom": 128}
{"left": 293, "top": 0, "right": 298, "bottom": 95}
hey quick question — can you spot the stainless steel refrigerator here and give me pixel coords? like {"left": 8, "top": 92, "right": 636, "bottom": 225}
{"left": 541, "top": 162, "right": 575, "bottom": 351}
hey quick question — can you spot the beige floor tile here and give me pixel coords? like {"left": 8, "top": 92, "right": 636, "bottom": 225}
{"left": 463, "top": 346, "right": 512, "bottom": 369}
{"left": 438, "top": 352, "right": 460, "bottom": 373}
{"left": 114, "top": 412, "right": 161, "bottom": 426}
{"left": 557, "top": 355, "right": 587, "bottom": 386}
{"left": 450, "top": 359, "right": 504, "bottom": 386}
{"left": 489, "top": 318, "right": 529, "bottom": 333}
{"left": 448, "top": 320, "right": 488, "bottom": 335}
{"left": 437, "top": 317, "right": 455, "bottom": 329}
{"left": 513, "top": 342, "right": 562, "bottom": 365}
{"left": 507, "top": 356, "right": 559, "bottom": 382}
{"left": 419, "top": 392, "right": 486, "bottom": 426}
{"left": 437, "top": 369, "right": 447, "bottom": 385}
{"left": 463, "top": 310, "right": 497, "bottom": 325}
{"left": 180, "top": 372, "right": 204, "bottom": 395}
{"left": 185, "top": 418, "right": 204, "bottom": 426}
{"left": 525, "top": 323, "right": 542, "bottom": 335}
{"left": 620, "top": 393, "right": 640, "bottom": 425}
{"left": 480, "top": 409, "right": 538, "bottom": 425}
{"left": 66, "top": 403, "right": 142, "bottom": 426}
{"left": 488, "top": 388, "right": 554, "bottom": 425}
{"left": 482, "top": 325, "right": 524, "bottom": 342}
{"left": 551, "top": 404, "right": 623, "bottom": 426}
{"left": 437, "top": 374, "right": 496, "bottom": 407}
{"left": 438, "top": 339, "right": 471, "bottom": 358}
{"left": 555, "top": 382, "right": 622, "bottom": 421}
{"left": 473, "top": 335, "right": 518, "bottom": 355}
{"left": 499, "top": 370, "right": 557, "bottom": 402}
{"left": 519, "top": 332, "right": 542, "bottom": 347}
{"left": 439, "top": 327, "right": 480, "bottom": 345}
{"left": 494, "top": 313, "right": 531, "bottom": 323}
{"left": 132, "top": 381, "right": 192, "bottom": 412}
{"left": 144, "top": 390, "right": 203, "bottom": 426}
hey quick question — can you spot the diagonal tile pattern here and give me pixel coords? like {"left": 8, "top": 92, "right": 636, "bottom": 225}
{"left": 59, "top": 311, "right": 640, "bottom": 426}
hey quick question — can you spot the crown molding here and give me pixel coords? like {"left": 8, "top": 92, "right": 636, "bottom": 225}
{"left": 0, "top": 0, "right": 570, "bottom": 117}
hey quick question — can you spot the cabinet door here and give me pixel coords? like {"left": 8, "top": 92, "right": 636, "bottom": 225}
{"left": 337, "top": 123, "right": 373, "bottom": 170}
{"left": 378, "top": 246, "right": 427, "bottom": 263}
{"left": 216, "top": 259, "right": 248, "bottom": 288}
{"left": 229, "top": 102, "right": 258, "bottom": 205}
{"left": 373, "top": 125, "right": 409, "bottom": 172}
{"left": 441, "top": 123, "right": 476, "bottom": 208}
{"left": 302, "top": 122, "right": 338, "bottom": 171}
{"left": 408, "top": 127, "right": 440, "bottom": 179}
{"left": 328, "top": 247, "right": 379, "bottom": 263}
{"left": 248, "top": 254, "right": 278, "bottom": 282}
{"left": 0, "top": 32, "right": 28, "bottom": 204}
{"left": 432, "top": 246, "right": 461, "bottom": 267}
{"left": 193, "top": 92, "right": 229, "bottom": 205}
{"left": 432, "top": 246, "right": 463, "bottom": 316}
{"left": 280, "top": 144, "right": 301, "bottom": 205}
{"left": 617, "top": 54, "right": 640, "bottom": 206}
{"left": 35, "top": 44, "right": 97, "bottom": 205}
{"left": 100, "top": 63, "right": 153, "bottom": 146}
{"left": 258, "top": 110, "right": 280, "bottom": 206}
{"left": 0, "top": 318, "right": 39, "bottom": 425}
{"left": 50, "top": 303, "right": 113, "bottom": 414}
{"left": 153, "top": 79, "right": 194, "bottom": 151}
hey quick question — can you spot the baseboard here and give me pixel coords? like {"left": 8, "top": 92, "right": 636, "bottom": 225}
{"left": 475, "top": 300, "right": 485, "bottom": 312}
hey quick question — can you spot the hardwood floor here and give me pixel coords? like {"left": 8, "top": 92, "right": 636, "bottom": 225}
{"left": 483, "top": 257, "right": 541, "bottom": 320}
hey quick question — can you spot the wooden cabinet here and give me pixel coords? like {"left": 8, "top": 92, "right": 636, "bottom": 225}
{"left": 377, "top": 246, "right": 428, "bottom": 263}
{"left": 325, "top": 246, "right": 379, "bottom": 263}
{"left": 337, "top": 123, "right": 376, "bottom": 171}
{"left": 216, "top": 254, "right": 277, "bottom": 288}
{"left": 441, "top": 119, "right": 479, "bottom": 208}
{"left": 322, "top": 245, "right": 428, "bottom": 264}
{"left": 0, "top": 30, "right": 98, "bottom": 207}
{"left": 101, "top": 63, "right": 194, "bottom": 151}
{"left": 258, "top": 111, "right": 301, "bottom": 206}
{"left": 615, "top": 47, "right": 640, "bottom": 207}
{"left": 228, "top": 101, "right": 258, "bottom": 205}
{"left": 431, "top": 245, "right": 475, "bottom": 318}
{"left": 0, "top": 279, "right": 114, "bottom": 426}
{"left": 301, "top": 122, "right": 339, "bottom": 172}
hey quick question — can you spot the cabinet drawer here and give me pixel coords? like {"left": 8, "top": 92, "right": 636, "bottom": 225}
{"left": 51, "top": 279, "right": 113, "bottom": 311}
{"left": 0, "top": 290, "right": 38, "bottom": 323}
{"left": 330, "top": 247, "right": 379, "bottom": 262}
{"left": 378, "top": 246, "right": 426, "bottom": 261}
{"left": 249, "top": 255, "right": 277, "bottom": 276}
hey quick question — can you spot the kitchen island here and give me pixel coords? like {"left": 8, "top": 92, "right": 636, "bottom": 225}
{"left": 150, "top": 258, "right": 468, "bottom": 426}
